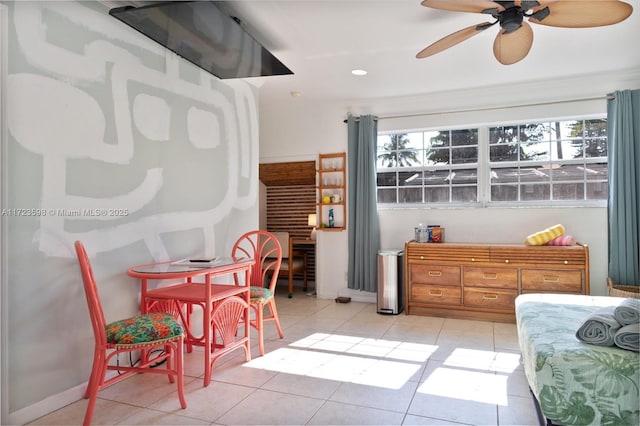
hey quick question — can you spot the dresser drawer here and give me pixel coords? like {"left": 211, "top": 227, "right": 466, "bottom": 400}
{"left": 406, "top": 243, "right": 490, "bottom": 263}
{"left": 521, "top": 269, "right": 583, "bottom": 293}
{"left": 463, "top": 287, "right": 517, "bottom": 311}
{"left": 463, "top": 267, "right": 518, "bottom": 289}
{"left": 411, "top": 284, "right": 461, "bottom": 306}
{"left": 410, "top": 264, "right": 461, "bottom": 285}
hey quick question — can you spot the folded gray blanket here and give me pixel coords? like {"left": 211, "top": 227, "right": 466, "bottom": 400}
{"left": 614, "top": 298, "right": 640, "bottom": 326}
{"left": 576, "top": 306, "right": 622, "bottom": 346}
{"left": 614, "top": 323, "right": 640, "bottom": 352}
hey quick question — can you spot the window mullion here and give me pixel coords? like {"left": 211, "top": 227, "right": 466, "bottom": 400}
{"left": 478, "top": 126, "right": 490, "bottom": 207}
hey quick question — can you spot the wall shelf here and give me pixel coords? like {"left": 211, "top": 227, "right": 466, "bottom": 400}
{"left": 317, "top": 152, "right": 346, "bottom": 231}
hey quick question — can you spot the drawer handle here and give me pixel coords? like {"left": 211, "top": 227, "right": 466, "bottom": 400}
{"left": 428, "top": 271, "right": 442, "bottom": 277}
{"left": 483, "top": 294, "right": 498, "bottom": 300}
{"left": 543, "top": 275, "right": 560, "bottom": 282}
{"left": 564, "top": 260, "right": 569, "bottom": 265}
{"left": 420, "top": 256, "right": 424, "bottom": 260}
{"left": 483, "top": 273, "right": 498, "bottom": 280}
{"left": 429, "top": 290, "right": 443, "bottom": 297}
{"left": 471, "top": 257, "right": 475, "bottom": 262}
{"left": 504, "top": 259, "right": 509, "bottom": 264}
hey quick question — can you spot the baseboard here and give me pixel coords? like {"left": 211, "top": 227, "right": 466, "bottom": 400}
{"left": 316, "top": 288, "right": 376, "bottom": 304}
{"left": 8, "top": 382, "right": 85, "bottom": 425}
{"left": 8, "top": 369, "right": 122, "bottom": 425}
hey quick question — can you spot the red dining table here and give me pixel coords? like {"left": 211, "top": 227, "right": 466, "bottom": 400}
{"left": 127, "top": 256, "right": 255, "bottom": 386}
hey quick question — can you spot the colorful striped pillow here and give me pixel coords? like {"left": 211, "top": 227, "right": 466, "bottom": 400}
{"left": 525, "top": 224, "right": 565, "bottom": 246}
{"left": 546, "top": 235, "right": 575, "bottom": 246}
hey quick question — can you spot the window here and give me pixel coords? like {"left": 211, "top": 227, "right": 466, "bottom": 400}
{"left": 377, "top": 129, "right": 479, "bottom": 204}
{"left": 377, "top": 118, "right": 607, "bottom": 206}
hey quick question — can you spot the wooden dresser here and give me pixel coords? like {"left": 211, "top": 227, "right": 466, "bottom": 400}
{"left": 404, "top": 241, "right": 590, "bottom": 322}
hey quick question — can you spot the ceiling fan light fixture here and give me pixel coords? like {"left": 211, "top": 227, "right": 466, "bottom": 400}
{"left": 500, "top": 7, "right": 524, "bottom": 33}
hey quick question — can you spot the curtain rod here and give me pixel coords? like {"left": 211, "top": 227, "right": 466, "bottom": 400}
{"left": 343, "top": 94, "right": 615, "bottom": 123}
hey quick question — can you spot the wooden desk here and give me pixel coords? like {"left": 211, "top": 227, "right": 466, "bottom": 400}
{"left": 291, "top": 238, "right": 316, "bottom": 246}
{"left": 127, "top": 257, "right": 254, "bottom": 386}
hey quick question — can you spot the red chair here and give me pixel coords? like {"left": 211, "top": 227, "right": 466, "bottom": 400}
{"left": 232, "top": 230, "right": 285, "bottom": 356}
{"left": 74, "top": 241, "right": 186, "bottom": 426}
{"left": 210, "top": 295, "right": 250, "bottom": 366}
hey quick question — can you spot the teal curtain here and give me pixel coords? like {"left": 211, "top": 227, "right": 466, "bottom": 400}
{"left": 347, "top": 115, "right": 380, "bottom": 292}
{"left": 607, "top": 89, "right": 640, "bottom": 286}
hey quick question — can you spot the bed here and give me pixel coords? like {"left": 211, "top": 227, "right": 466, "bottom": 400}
{"left": 515, "top": 293, "right": 640, "bottom": 426}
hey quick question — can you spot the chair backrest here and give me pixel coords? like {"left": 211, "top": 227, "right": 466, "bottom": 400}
{"left": 232, "top": 230, "right": 282, "bottom": 291}
{"left": 74, "top": 241, "right": 107, "bottom": 347}
{"left": 270, "top": 231, "right": 290, "bottom": 258}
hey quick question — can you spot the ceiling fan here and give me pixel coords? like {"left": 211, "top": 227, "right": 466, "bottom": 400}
{"left": 416, "top": 0, "right": 633, "bottom": 65}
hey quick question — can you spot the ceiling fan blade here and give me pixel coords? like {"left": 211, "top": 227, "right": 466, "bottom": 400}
{"left": 417, "top": 22, "right": 493, "bottom": 59}
{"left": 530, "top": 1, "right": 633, "bottom": 28}
{"left": 421, "top": 0, "right": 504, "bottom": 14}
{"left": 493, "top": 21, "right": 534, "bottom": 65}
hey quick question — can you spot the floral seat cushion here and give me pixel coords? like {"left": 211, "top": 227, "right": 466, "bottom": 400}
{"left": 250, "top": 286, "right": 273, "bottom": 303}
{"left": 105, "top": 312, "right": 183, "bottom": 345}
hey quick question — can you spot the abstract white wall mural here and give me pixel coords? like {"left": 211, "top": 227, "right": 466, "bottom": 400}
{"left": 6, "top": 1, "right": 258, "bottom": 260}
{"left": 3, "top": 1, "right": 261, "bottom": 417}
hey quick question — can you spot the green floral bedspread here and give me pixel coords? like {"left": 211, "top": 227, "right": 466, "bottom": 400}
{"left": 515, "top": 293, "right": 640, "bottom": 426}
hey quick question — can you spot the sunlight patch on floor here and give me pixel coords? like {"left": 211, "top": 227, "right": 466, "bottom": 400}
{"left": 243, "top": 332, "right": 517, "bottom": 398}
{"left": 243, "top": 332, "right": 431, "bottom": 389}
{"left": 352, "top": 359, "right": 423, "bottom": 388}
{"left": 444, "top": 348, "right": 520, "bottom": 373}
{"left": 418, "top": 367, "right": 509, "bottom": 405}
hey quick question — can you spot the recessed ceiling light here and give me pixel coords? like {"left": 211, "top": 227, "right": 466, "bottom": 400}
{"left": 351, "top": 69, "right": 367, "bottom": 76}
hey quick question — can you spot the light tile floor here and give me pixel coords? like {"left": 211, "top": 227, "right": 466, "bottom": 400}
{"left": 28, "top": 290, "right": 540, "bottom": 425}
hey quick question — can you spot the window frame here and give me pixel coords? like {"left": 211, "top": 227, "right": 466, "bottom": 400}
{"left": 376, "top": 127, "right": 480, "bottom": 206}
{"left": 376, "top": 116, "right": 608, "bottom": 209}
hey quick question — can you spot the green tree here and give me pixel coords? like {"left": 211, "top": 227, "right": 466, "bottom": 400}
{"left": 427, "top": 129, "right": 479, "bottom": 165}
{"left": 377, "top": 133, "right": 419, "bottom": 167}
{"left": 567, "top": 119, "right": 607, "bottom": 158}
{"left": 489, "top": 124, "right": 548, "bottom": 161}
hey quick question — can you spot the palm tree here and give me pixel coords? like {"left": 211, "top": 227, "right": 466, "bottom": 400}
{"left": 377, "top": 134, "right": 419, "bottom": 167}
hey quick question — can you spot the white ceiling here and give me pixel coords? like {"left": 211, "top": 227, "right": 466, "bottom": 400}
{"left": 218, "top": 0, "right": 640, "bottom": 104}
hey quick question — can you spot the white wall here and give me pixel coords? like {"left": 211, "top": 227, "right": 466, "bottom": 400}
{"left": 259, "top": 68, "right": 640, "bottom": 303}
{"left": 379, "top": 206, "right": 606, "bottom": 291}
{"left": 0, "top": 3, "right": 7, "bottom": 421}
{"left": 2, "top": 2, "right": 260, "bottom": 423}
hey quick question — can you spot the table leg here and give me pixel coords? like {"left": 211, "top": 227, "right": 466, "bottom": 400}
{"left": 203, "top": 273, "right": 212, "bottom": 387}
{"left": 177, "top": 302, "right": 194, "bottom": 353}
